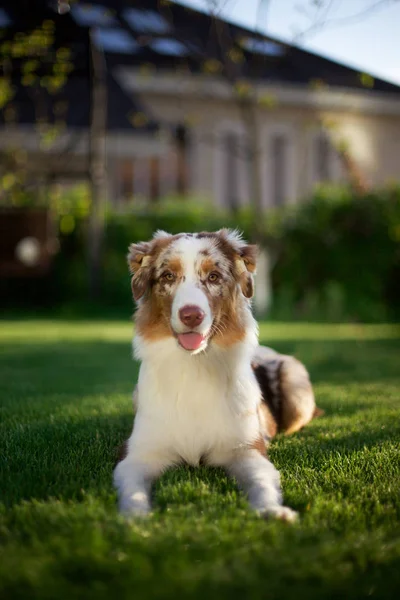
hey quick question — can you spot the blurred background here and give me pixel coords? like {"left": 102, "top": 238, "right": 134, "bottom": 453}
{"left": 1, "top": 0, "right": 399, "bottom": 322}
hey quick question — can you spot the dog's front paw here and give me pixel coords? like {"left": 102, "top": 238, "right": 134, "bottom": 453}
{"left": 119, "top": 492, "right": 151, "bottom": 517}
{"left": 260, "top": 505, "right": 298, "bottom": 523}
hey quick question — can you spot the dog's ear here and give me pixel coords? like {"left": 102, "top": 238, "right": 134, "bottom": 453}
{"left": 235, "top": 244, "right": 258, "bottom": 298}
{"left": 128, "top": 232, "right": 174, "bottom": 301}
{"left": 217, "top": 229, "right": 258, "bottom": 298}
{"left": 127, "top": 241, "right": 154, "bottom": 301}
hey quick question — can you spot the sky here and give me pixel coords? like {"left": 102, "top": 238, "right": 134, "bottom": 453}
{"left": 178, "top": 0, "right": 400, "bottom": 85}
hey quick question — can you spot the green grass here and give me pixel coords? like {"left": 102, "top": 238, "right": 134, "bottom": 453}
{"left": 1, "top": 320, "right": 400, "bottom": 600}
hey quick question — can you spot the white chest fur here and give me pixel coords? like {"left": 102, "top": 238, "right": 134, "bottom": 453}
{"left": 130, "top": 335, "right": 261, "bottom": 467}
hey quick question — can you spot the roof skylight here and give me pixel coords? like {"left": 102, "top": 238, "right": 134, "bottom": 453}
{"left": 240, "top": 37, "right": 285, "bottom": 57}
{"left": 123, "top": 8, "right": 170, "bottom": 34}
{"left": 93, "top": 28, "right": 139, "bottom": 54}
{"left": 0, "top": 8, "right": 11, "bottom": 27}
{"left": 71, "top": 3, "right": 117, "bottom": 27}
{"left": 150, "top": 38, "right": 189, "bottom": 56}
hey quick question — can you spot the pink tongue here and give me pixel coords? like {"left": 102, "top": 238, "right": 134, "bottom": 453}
{"left": 178, "top": 333, "right": 204, "bottom": 351}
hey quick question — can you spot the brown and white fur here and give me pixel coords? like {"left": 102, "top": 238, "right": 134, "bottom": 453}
{"left": 114, "top": 229, "right": 320, "bottom": 522}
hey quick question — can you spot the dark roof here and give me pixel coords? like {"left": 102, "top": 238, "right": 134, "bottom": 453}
{"left": 1, "top": 0, "right": 399, "bottom": 135}
{"left": 129, "top": 0, "right": 400, "bottom": 94}
{"left": 45, "top": 0, "right": 400, "bottom": 95}
{"left": 0, "top": 70, "right": 157, "bottom": 132}
{"left": 0, "top": 0, "right": 158, "bottom": 132}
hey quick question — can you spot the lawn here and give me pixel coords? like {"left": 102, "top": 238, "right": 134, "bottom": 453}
{"left": 1, "top": 320, "right": 400, "bottom": 600}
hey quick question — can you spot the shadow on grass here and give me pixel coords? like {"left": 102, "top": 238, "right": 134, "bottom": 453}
{"left": 0, "top": 340, "right": 137, "bottom": 405}
{"left": 1, "top": 335, "right": 399, "bottom": 389}
{"left": 2, "top": 409, "right": 245, "bottom": 509}
{"left": 3, "top": 408, "right": 400, "bottom": 512}
{"left": 1, "top": 336, "right": 399, "bottom": 509}
{"left": 282, "top": 421, "right": 400, "bottom": 456}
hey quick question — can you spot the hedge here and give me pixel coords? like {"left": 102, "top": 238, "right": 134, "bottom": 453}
{"left": 4, "top": 185, "right": 400, "bottom": 322}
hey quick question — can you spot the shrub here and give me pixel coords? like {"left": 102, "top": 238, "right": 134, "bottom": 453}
{"left": 4, "top": 184, "right": 399, "bottom": 322}
{"left": 270, "top": 185, "right": 400, "bottom": 322}
{"left": 52, "top": 197, "right": 256, "bottom": 313}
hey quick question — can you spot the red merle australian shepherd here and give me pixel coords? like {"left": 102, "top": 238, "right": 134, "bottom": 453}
{"left": 114, "top": 229, "right": 321, "bottom": 522}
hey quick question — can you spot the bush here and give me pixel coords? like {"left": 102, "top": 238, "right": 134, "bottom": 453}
{"left": 270, "top": 185, "right": 400, "bottom": 322}
{"left": 52, "top": 197, "right": 257, "bottom": 314}
{"left": 4, "top": 185, "right": 399, "bottom": 322}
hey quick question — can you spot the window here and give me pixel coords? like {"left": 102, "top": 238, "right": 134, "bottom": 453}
{"left": 149, "top": 38, "right": 189, "bottom": 57}
{"left": 175, "top": 125, "right": 189, "bottom": 195}
{"left": 93, "top": 29, "right": 139, "bottom": 54}
{"left": 239, "top": 37, "right": 285, "bottom": 57}
{"left": 315, "top": 132, "right": 332, "bottom": 182}
{"left": 118, "top": 160, "right": 134, "bottom": 202}
{"left": 71, "top": 4, "right": 117, "bottom": 27}
{"left": 132, "top": 158, "right": 150, "bottom": 199}
{"left": 271, "top": 134, "right": 287, "bottom": 206}
{"left": 123, "top": 8, "right": 170, "bottom": 34}
{"left": 217, "top": 126, "right": 251, "bottom": 211}
{"left": 224, "top": 132, "right": 240, "bottom": 212}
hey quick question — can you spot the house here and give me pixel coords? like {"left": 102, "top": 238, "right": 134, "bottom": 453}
{"left": 0, "top": 0, "right": 165, "bottom": 197}
{"left": 2, "top": 0, "right": 400, "bottom": 210}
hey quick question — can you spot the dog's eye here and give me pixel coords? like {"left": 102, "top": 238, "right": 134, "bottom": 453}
{"left": 208, "top": 272, "right": 220, "bottom": 283}
{"left": 162, "top": 272, "right": 175, "bottom": 282}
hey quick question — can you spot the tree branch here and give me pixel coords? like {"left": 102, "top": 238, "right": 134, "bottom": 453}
{"left": 295, "top": 0, "right": 398, "bottom": 41}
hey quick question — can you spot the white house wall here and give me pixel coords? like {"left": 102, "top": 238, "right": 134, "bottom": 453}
{"left": 5, "top": 79, "right": 400, "bottom": 207}
{"left": 0, "top": 126, "right": 167, "bottom": 158}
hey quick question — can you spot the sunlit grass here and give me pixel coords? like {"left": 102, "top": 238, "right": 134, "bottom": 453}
{"left": 1, "top": 320, "right": 399, "bottom": 599}
{"left": 1, "top": 320, "right": 399, "bottom": 343}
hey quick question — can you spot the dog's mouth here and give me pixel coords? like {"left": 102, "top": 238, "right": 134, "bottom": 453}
{"left": 176, "top": 332, "right": 206, "bottom": 351}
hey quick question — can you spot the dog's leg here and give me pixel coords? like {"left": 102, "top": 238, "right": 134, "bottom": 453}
{"left": 226, "top": 449, "right": 298, "bottom": 522}
{"left": 113, "top": 455, "right": 164, "bottom": 516}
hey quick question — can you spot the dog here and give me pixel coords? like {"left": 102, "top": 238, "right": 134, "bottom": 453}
{"left": 114, "top": 229, "right": 320, "bottom": 521}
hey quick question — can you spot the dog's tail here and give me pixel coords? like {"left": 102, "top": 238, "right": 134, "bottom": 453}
{"left": 312, "top": 406, "right": 325, "bottom": 418}
{"left": 252, "top": 346, "right": 321, "bottom": 439}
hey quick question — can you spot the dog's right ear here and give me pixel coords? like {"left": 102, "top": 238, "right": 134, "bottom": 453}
{"left": 216, "top": 229, "right": 258, "bottom": 299}
{"left": 127, "top": 242, "right": 153, "bottom": 301}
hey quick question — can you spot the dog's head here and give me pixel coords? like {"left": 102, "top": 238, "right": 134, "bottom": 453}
{"left": 128, "top": 229, "right": 257, "bottom": 354}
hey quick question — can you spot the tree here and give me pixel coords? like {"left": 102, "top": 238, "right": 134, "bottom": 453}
{"left": 293, "top": 0, "right": 399, "bottom": 41}
{"left": 0, "top": 17, "right": 74, "bottom": 204}
{"left": 0, "top": 2, "right": 107, "bottom": 299}
{"left": 88, "top": 28, "right": 107, "bottom": 299}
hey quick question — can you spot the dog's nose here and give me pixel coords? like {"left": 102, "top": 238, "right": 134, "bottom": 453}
{"left": 179, "top": 305, "right": 205, "bottom": 328}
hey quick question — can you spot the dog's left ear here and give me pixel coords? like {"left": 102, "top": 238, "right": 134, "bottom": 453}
{"left": 235, "top": 244, "right": 258, "bottom": 298}
{"left": 127, "top": 241, "right": 153, "bottom": 301}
